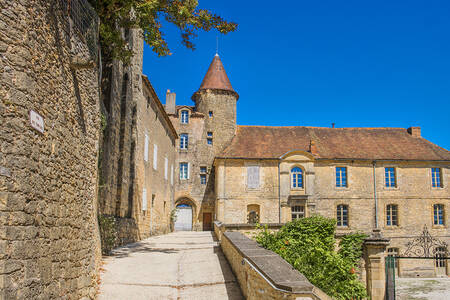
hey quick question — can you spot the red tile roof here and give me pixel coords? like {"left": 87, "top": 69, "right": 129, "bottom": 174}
{"left": 197, "top": 54, "right": 236, "bottom": 93}
{"left": 219, "top": 126, "right": 450, "bottom": 161}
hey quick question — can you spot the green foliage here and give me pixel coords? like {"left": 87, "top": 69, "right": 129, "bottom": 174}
{"left": 98, "top": 214, "right": 118, "bottom": 255}
{"left": 88, "top": 0, "right": 238, "bottom": 61}
{"left": 338, "top": 232, "right": 368, "bottom": 266}
{"left": 255, "top": 216, "right": 367, "bottom": 300}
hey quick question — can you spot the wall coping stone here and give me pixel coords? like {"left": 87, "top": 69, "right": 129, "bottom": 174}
{"left": 223, "top": 231, "right": 317, "bottom": 293}
{"left": 215, "top": 221, "right": 285, "bottom": 230}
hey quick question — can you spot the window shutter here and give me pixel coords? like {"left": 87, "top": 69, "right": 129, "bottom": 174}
{"left": 187, "top": 162, "right": 191, "bottom": 179}
{"left": 164, "top": 157, "right": 168, "bottom": 180}
{"left": 170, "top": 164, "right": 174, "bottom": 185}
{"left": 142, "top": 188, "right": 147, "bottom": 211}
{"left": 144, "top": 134, "right": 149, "bottom": 162}
{"left": 153, "top": 144, "right": 158, "bottom": 170}
{"left": 247, "top": 166, "right": 260, "bottom": 189}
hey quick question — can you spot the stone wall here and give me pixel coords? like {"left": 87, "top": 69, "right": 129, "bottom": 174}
{"left": 0, "top": 0, "right": 101, "bottom": 298}
{"left": 220, "top": 232, "right": 331, "bottom": 300}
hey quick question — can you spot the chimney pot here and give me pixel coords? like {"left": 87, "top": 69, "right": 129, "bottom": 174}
{"left": 407, "top": 126, "right": 421, "bottom": 138}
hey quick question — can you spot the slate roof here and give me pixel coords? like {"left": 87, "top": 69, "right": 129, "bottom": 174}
{"left": 219, "top": 126, "right": 450, "bottom": 161}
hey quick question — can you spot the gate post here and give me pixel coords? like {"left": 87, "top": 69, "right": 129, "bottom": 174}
{"left": 364, "top": 229, "right": 390, "bottom": 300}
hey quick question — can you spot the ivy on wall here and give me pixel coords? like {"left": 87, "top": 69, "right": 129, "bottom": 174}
{"left": 255, "top": 216, "right": 367, "bottom": 300}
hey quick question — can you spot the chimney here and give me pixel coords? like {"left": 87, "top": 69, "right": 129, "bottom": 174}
{"left": 332, "top": 123, "right": 335, "bottom": 128}
{"left": 309, "top": 140, "right": 318, "bottom": 155}
{"left": 407, "top": 126, "right": 421, "bottom": 138}
{"left": 165, "top": 89, "right": 176, "bottom": 114}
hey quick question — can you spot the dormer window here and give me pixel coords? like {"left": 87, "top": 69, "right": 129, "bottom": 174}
{"left": 181, "top": 110, "right": 189, "bottom": 124}
{"left": 291, "top": 167, "right": 303, "bottom": 189}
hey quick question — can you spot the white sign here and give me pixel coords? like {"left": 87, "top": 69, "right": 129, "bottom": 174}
{"left": 29, "top": 110, "right": 44, "bottom": 133}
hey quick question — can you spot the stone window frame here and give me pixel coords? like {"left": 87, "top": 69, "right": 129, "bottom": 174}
{"left": 432, "top": 203, "right": 445, "bottom": 227}
{"left": 383, "top": 166, "right": 398, "bottom": 190}
{"left": 180, "top": 133, "right": 189, "bottom": 150}
{"left": 245, "top": 163, "right": 262, "bottom": 191}
{"left": 336, "top": 204, "right": 349, "bottom": 227}
{"left": 179, "top": 162, "right": 189, "bottom": 180}
{"left": 180, "top": 110, "right": 189, "bottom": 124}
{"left": 431, "top": 167, "right": 444, "bottom": 189}
{"left": 291, "top": 205, "right": 305, "bottom": 220}
{"left": 335, "top": 166, "right": 348, "bottom": 189}
{"left": 385, "top": 204, "right": 399, "bottom": 227}
{"left": 200, "top": 174, "right": 207, "bottom": 185}
{"left": 208, "top": 111, "right": 213, "bottom": 118}
{"left": 290, "top": 165, "right": 305, "bottom": 190}
{"left": 207, "top": 131, "right": 213, "bottom": 146}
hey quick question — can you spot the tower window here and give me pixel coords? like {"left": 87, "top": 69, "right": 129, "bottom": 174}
{"left": 200, "top": 166, "right": 207, "bottom": 174}
{"left": 181, "top": 110, "right": 189, "bottom": 124}
{"left": 337, "top": 204, "right": 348, "bottom": 227}
{"left": 385, "top": 167, "right": 396, "bottom": 188}
{"left": 200, "top": 174, "right": 207, "bottom": 184}
{"left": 180, "top": 163, "right": 188, "bottom": 180}
{"left": 207, "top": 132, "right": 213, "bottom": 145}
{"left": 180, "top": 133, "right": 188, "bottom": 150}
{"left": 336, "top": 167, "right": 347, "bottom": 187}
{"left": 209, "top": 111, "right": 213, "bottom": 118}
{"left": 432, "top": 168, "right": 442, "bottom": 188}
{"left": 386, "top": 204, "right": 398, "bottom": 226}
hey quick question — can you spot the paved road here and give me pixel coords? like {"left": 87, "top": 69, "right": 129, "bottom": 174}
{"left": 99, "top": 231, "right": 244, "bottom": 300}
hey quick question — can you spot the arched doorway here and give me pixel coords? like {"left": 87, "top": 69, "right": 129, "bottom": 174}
{"left": 174, "top": 204, "right": 193, "bottom": 231}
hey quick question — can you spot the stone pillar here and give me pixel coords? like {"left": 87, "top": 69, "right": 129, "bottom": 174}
{"left": 363, "top": 229, "right": 390, "bottom": 300}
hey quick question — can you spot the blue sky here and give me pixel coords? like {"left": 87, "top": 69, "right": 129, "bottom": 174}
{"left": 142, "top": 0, "right": 450, "bottom": 150}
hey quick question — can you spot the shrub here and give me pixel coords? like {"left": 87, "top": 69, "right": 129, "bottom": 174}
{"left": 255, "top": 215, "right": 367, "bottom": 299}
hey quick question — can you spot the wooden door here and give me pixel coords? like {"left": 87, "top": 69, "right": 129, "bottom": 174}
{"left": 203, "top": 212, "right": 212, "bottom": 231}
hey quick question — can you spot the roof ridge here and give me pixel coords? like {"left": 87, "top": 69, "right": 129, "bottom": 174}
{"left": 237, "top": 125, "right": 406, "bottom": 130}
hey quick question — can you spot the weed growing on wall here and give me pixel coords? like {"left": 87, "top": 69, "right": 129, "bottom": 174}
{"left": 255, "top": 216, "right": 367, "bottom": 299}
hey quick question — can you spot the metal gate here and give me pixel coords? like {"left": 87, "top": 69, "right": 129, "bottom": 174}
{"left": 385, "top": 225, "right": 449, "bottom": 300}
{"left": 174, "top": 205, "right": 192, "bottom": 231}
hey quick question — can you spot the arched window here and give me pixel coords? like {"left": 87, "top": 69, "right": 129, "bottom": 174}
{"left": 337, "top": 204, "right": 348, "bottom": 227}
{"left": 247, "top": 204, "right": 260, "bottom": 224}
{"left": 291, "top": 167, "right": 303, "bottom": 189}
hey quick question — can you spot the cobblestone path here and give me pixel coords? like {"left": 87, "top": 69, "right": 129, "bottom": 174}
{"left": 99, "top": 231, "right": 243, "bottom": 300}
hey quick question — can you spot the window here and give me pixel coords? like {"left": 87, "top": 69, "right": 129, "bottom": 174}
{"left": 385, "top": 167, "right": 396, "bottom": 188}
{"left": 180, "top": 163, "right": 188, "bottom": 180}
{"left": 435, "top": 247, "right": 447, "bottom": 268}
{"left": 247, "top": 165, "right": 260, "bottom": 189}
{"left": 164, "top": 157, "right": 168, "bottom": 180}
{"left": 337, "top": 204, "right": 348, "bottom": 227}
{"left": 291, "top": 167, "right": 303, "bottom": 189}
{"left": 144, "top": 134, "right": 149, "bottom": 162}
{"left": 153, "top": 144, "right": 158, "bottom": 170}
{"left": 200, "top": 174, "right": 207, "bottom": 184}
{"left": 180, "top": 133, "right": 189, "bottom": 149}
{"left": 386, "top": 204, "right": 398, "bottom": 226}
{"left": 433, "top": 204, "right": 445, "bottom": 225}
{"left": 200, "top": 166, "right": 207, "bottom": 174}
{"left": 207, "top": 132, "right": 213, "bottom": 145}
{"left": 291, "top": 205, "right": 305, "bottom": 220}
{"left": 387, "top": 248, "right": 399, "bottom": 269}
{"left": 336, "top": 167, "right": 347, "bottom": 187}
{"left": 432, "top": 168, "right": 442, "bottom": 188}
{"left": 209, "top": 111, "right": 213, "bottom": 118}
{"left": 181, "top": 110, "right": 189, "bottom": 124}
{"left": 142, "top": 188, "right": 147, "bottom": 211}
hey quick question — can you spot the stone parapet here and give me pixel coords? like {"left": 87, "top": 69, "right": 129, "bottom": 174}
{"left": 220, "top": 231, "right": 331, "bottom": 300}
{"left": 213, "top": 221, "right": 284, "bottom": 241}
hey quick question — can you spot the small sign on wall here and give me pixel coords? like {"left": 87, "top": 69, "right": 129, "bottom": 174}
{"left": 29, "top": 110, "right": 44, "bottom": 133}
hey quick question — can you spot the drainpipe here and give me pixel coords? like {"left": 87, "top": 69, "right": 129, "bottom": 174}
{"left": 278, "top": 159, "right": 281, "bottom": 223}
{"left": 372, "top": 161, "right": 378, "bottom": 229}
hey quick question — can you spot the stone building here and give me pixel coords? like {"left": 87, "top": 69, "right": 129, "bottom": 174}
{"left": 1, "top": 0, "right": 101, "bottom": 298}
{"left": 165, "top": 53, "right": 449, "bottom": 278}
{"left": 98, "top": 26, "right": 177, "bottom": 246}
{"left": 166, "top": 54, "right": 238, "bottom": 231}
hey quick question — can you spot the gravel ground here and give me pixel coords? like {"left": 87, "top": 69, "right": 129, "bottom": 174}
{"left": 396, "top": 277, "right": 450, "bottom": 300}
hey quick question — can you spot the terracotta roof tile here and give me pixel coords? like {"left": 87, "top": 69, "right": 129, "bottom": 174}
{"left": 198, "top": 54, "right": 236, "bottom": 93}
{"left": 219, "top": 126, "right": 450, "bottom": 161}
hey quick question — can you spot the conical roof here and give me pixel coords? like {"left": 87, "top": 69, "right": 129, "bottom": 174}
{"left": 198, "top": 54, "right": 236, "bottom": 93}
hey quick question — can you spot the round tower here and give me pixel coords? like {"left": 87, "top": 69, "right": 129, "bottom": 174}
{"left": 192, "top": 54, "right": 238, "bottom": 154}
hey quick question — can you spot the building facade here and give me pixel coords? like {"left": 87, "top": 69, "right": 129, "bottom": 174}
{"left": 165, "top": 54, "right": 449, "bottom": 278}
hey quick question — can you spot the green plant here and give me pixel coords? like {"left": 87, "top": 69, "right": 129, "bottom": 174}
{"left": 338, "top": 232, "right": 367, "bottom": 266}
{"left": 98, "top": 214, "right": 118, "bottom": 255}
{"left": 170, "top": 209, "right": 177, "bottom": 223}
{"left": 255, "top": 215, "right": 367, "bottom": 300}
